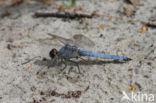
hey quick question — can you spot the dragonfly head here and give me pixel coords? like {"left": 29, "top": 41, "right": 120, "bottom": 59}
{"left": 49, "top": 48, "right": 58, "bottom": 59}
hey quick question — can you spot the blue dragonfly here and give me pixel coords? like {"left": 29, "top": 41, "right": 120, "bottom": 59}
{"left": 46, "top": 33, "right": 132, "bottom": 72}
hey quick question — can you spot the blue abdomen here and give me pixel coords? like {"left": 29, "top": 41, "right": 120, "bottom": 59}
{"left": 79, "top": 49, "right": 131, "bottom": 61}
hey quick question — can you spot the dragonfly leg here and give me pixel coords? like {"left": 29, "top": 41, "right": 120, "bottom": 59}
{"left": 68, "top": 60, "right": 80, "bottom": 73}
{"left": 60, "top": 59, "right": 67, "bottom": 72}
{"left": 79, "top": 57, "right": 88, "bottom": 63}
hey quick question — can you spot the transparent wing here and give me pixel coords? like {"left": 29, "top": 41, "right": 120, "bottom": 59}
{"left": 72, "top": 34, "right": 95, "bottom": 48}
{"left": 38, "top": 33, "right": 73, "bottom": 46}
{"left": 47, "top": 33, "right": 73, "bottom": 45}
{"left": 38, "top": 33, "right": 95, "bottom": 49}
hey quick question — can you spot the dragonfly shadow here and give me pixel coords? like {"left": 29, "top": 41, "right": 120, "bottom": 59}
{"left": 34, "top": 58, "right": 126, "bottom": 68}
{"left": 34, "top": 59, "right": 56, "bottom": 68}
{"left": 79, "top": 59, "right": 126, "bottom": 65}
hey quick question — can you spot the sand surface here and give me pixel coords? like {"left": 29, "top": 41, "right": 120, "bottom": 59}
{"left": 0, "top": 0, "right": 156, "bottom": 103}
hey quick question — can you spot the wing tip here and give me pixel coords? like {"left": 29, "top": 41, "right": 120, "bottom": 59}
{"left": 47, "top": 33, "right": 53, "bottom": 36}
{"left": 125, "top": 57, "right": 132, "bottom": 61}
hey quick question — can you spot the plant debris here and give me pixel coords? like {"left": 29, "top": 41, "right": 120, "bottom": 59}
{"left": 48, "top": 86, "right": 89, "bottom": 99}
{"left": 28, "top": 65, "right": 33, "bottom": 70}
{"left": 40, "top": 91, "right": 45, "bottom": 95}
{"left": 0, "top": 0, "right": 23, "bottom": 6}
{"left": 139, "top": 26, "right": 148, "bottom": 34}
{"left": 50, "top": 90, "right": 82, "bottom": 98}
{"left": 84, "top": 86, "right": 90, "bottom": 92}
{"left": 124, "top": 4, "right": 135, "bottom": 16}
{"left": 129, "top": 85, "right": 137, "bottom": 91}
{"left": 128, "top": 68, "right": 134, "bottom": 71}
{"left": 147, "top": 62, "right": 152, "bottom": 66}
{"left": 135, "top": 82, "right": 142, "bottom": 91}
{"left": 0, "top": 0, "right": 68, "bottom": 10}
{"left": 129, "top": 0, "right": 140, "bottom": 6}
{"left": 33, "top": 12, "right": 96, "bottom": 20}
{"left": 99, "top": 25, "right": 105, "bottom": 29}
{"left": 29, "top": 99, "right": 40, "bottom": 103}
{"left": 149, "top": 17, "right": 156, "bottom": 21}
{"left": 65, "top": 90, "right": 82, "bottom": 98}
{"left": 42, "top": 57, "right": 47, "bottom": 61}
{"left": 143, "top": 22, "right": 156, "bottom": 28}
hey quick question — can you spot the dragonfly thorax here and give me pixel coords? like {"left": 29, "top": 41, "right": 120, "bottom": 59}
{"left": 49, "top": 48, "right": 58, "bottom": 59}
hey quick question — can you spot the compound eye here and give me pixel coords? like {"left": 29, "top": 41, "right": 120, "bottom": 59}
{"left": 49, "top": 48, "right": 58, "bottom": 58}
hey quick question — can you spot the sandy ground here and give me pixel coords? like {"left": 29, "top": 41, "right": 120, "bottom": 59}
{"left": 0, "top": 0, "right": 156, "bottom": 103}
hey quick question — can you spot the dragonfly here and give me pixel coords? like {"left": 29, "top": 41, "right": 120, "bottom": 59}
{"left": 46, "top": 33, "right": 132, "bottom": 72}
